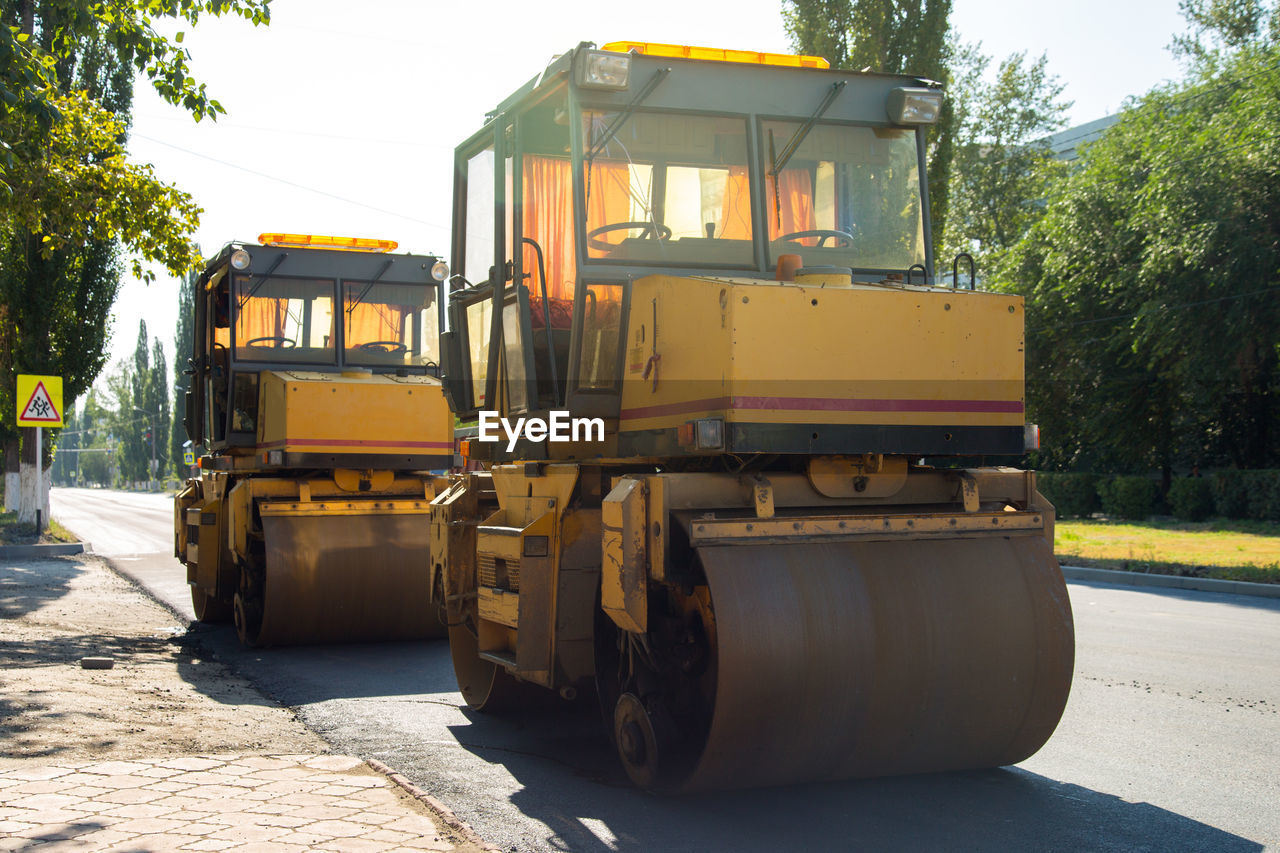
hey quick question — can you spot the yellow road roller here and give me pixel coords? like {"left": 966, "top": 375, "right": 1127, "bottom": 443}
{"left": 175, "top": 234, "right": 454, "bottom": 646}
{"left": 432, "top": 42, "right": 1073, "bottom": 790}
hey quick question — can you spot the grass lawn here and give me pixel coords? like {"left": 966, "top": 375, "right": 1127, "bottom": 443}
{"left": 0, "top": 510, "right": 77, "bottom": 545}
{"left": 1055, "top": 517, "right": 1280, "bottom": 584}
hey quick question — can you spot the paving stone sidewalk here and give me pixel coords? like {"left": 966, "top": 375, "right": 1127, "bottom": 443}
{"left": 0, "top": 753, "right": 490, "bottom": 852}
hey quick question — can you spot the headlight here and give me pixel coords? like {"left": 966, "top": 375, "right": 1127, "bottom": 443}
{"left": 229, "top": 248, "right": 251, "bottom": 271}
{"left": 431, "top": 260, "right": 449, "bottom": 282}
{"left": 887, "top": 87, "right": 943, "bottom": 125}
{"left": 578, "top": 50, "right": 631, "bottom": 90}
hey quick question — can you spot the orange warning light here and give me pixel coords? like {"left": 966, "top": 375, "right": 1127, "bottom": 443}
{"left": 258, "top": 233, "right": 398, "bottom": 252}
{"left": 602, "top": 41, "right": 830, "bottom": 69}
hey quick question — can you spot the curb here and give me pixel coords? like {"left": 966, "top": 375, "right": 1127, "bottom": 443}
{"left": 366, "top": 758, "right": 500, "bottom": 852}
{"left": 0, "top": 541, "right": 85, "bottom": 559}
{"left": 1062, "top": 565, "right": 1280, "bottom": 599}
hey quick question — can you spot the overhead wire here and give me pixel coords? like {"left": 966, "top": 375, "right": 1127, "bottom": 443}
{"left": 131, "top": 113, "right": 454, "bottom": 151}
{"left": 131, "top": 133, "right": 447, "bottom": 230}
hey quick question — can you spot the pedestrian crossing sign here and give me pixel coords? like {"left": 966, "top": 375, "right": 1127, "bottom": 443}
{"left": 184, "top": 449, "right": 196, "bottom": 466}
{"left": 16, "top": 375, "right": 63, "bottom": 427}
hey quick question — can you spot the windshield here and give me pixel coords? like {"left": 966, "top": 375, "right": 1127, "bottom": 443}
{"left": 761, "top": 121, "right": 925, "bottom": 271}
{"left": 233, "top": 276, "right": 336, "bottom": 364}
{"left": 343, "top": 281, "right": 439, "bottom": 369}
{"left": 582, "top": 110, "right": 754, "bottom": 267}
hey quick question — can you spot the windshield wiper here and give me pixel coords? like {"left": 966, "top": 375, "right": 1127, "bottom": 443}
{"left": 345, "top": 258, "right": 395, "bottom": 314}
{"left": 769, "top": 80, "right": 846, "bottom": 230}
{"left": 770, "top": 80, "right": 847, "bottom": 177}
{"left": 586, "top": 67, "right": 671, "bottom": 167}
{"left": 235, "top": 252, "right": 288, "bottom": 312}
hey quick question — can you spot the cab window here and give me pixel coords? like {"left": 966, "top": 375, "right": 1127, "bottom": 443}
{"left": 760, "top": 121, "right": 925, "bottom": 271}
{"left": 233, "top": 276, "right": 336, "bottom": 364}
{"left": 343, "top": 281, "right": 440, "bottom": 369}
{"left": 582, "top": 111, "right": 754, "bottom": 267}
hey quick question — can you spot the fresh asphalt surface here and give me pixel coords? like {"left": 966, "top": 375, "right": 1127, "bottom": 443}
{"left": 50, "top": 487, "right": 1280, "bottom": 851}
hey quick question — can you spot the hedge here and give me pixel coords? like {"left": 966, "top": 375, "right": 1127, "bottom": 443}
{"left": 1210, "top": 470, "right": 1280, "bottom": 521}
{"left": 1036, "top": 472, "right": 1100, "bottom": 519}
{"left": 1167, "top": 477, "right": 1214, "bottom": 522}
{"left": 1096, "top": 476, "right": 1159, "bottom": 520}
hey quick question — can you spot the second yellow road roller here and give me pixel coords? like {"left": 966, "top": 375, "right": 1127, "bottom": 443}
{"left": 431, "top": 42, "right": 1073, "bottom": 790}
{"left": 175, "top": 234, "right": 454, "bottom": 646}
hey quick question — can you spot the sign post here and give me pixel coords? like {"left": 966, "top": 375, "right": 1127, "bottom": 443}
{"left": 16, "top": 375, "right": 64, "bottom": 533}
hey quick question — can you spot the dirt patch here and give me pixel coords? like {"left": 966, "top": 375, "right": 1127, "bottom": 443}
{"left": 0, "top": 554, "right": 328, "bottom": 767}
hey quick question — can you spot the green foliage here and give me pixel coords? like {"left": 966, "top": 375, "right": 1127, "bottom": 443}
{"left": 1173, "top": 0, "right": 1277, "bottom": 61}
{"left": 0, "top": 2, "right": 267, "bottom": 489}
{"left": 1000, "top": 28, "right": 1280, "bottom": 474}
{"left": 1097, "top": 476, "right": 1159, "bottom": 520}
{"left": 1037, "top": 472, "right": 1099, "bottom": 518}
{"left": 4, "top": 88, "right": 202, "bottom": 278}
{"left": 170, "top": 262, "right": 196, "bottom": 475}
{"left": 782, "top": 0, "right": 956, "bottom": 244}
{"left": 1168, "top": 477, "right": 1216, "bottom": 521}
{"left": 946, "top": 47, "right": 1070, "bottom": 274}
{"left": 0, "top": 1, "right": 271, "bottom": 135}
{"left": 1210, "top": 469, "right": 1280, "bottom": 519}
{"left": 76, "top": 387, "right": 112, "bottom": 486}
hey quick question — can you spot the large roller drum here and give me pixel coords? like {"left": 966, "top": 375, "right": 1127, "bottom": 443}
{"left": 241, "top": 510, "right": 446, "bottom": 646}
{"left": 670, "top": 535, "right": 1073, "bottom": 792}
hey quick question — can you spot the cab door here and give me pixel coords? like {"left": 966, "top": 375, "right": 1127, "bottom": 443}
{"left": 445, "top": 118, "right": 538, "bottom": 420}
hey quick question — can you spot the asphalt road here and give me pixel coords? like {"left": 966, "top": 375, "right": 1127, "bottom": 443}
{"left": 50, "top": 487, "right": 1280, "bottom": 851}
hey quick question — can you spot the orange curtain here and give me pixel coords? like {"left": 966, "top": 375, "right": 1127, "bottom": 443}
{"left": 346, "top": 302, "right": 407, "bottom": 345}
{"left": 583, "top": 159, "right": 633, "bottom": 258}
{"left": 766, "top": 169, "right": 815, "bottom": 238}
{"left": 235, "top": 297, "right": 285, "bottom": 345}
{"left": 719, "top": 167, "right": 752, "bottom": 239}
{"left": 522, "top": 156, "right": 576, "bottom": 304}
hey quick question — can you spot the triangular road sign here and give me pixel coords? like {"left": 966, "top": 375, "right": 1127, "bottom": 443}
{"left": 20, "top": 380, "right": 61, "bottom": 424}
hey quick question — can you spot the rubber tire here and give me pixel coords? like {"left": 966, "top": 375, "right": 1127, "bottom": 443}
{"left": 191, "top": 587, "right": 232, "bottom": 623}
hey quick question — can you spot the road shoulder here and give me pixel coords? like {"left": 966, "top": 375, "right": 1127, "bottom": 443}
{"left": 0, "top": 553, "right": 489, "bottom": 851}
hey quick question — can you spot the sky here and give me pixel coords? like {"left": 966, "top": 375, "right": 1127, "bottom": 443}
{"left": 104, "top": 0, "right": 1191, "bottom": 390}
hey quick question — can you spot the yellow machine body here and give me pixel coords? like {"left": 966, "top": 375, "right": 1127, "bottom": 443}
{"left": 257, "top": 370, "right": 454, "bottom": 461}
{"left": 436, "top": 43, "right": 1073, "bottom": 791}
{"left": 175, "top": 240, "right": 453, "bottom": 646}
{"left": 617, "top": 275, "right": 1024, "bottom": 440}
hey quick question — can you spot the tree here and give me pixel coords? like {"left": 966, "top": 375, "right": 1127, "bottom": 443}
{"left": 1, "top": 0, "right": 271, "bottom": 206}
{"left": 77, "top": 387, "right": 111, "bottom": 486}
{"left": 52, "top": 405, "right": 77, "bottom": 484}
{"left": 170, "top": 262, "right": 197, "bottom": 475}
{"left": 1001, "top": 23, "right": 1280, "bottom": 478}
{"left": 0, "top": 1, "right": 269, "bottom": 520}
{"left": 149, "top": 337, "right": 169, "bottom": 482}
{"left": 945, "top": 47, "right": 1071, "bottom": 275}
{"left": 783, "top": 0, "right": 956, "bottom": 246}
{"left": 103, "top": 358, "right": 144, "bottom": 484}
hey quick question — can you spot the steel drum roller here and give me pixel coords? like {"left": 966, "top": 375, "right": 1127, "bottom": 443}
{"left": 679, "top": 535, "right": 1073, "bottom": 791}
{"left": 255, "top": 511, "right": 446, "bottom": 646}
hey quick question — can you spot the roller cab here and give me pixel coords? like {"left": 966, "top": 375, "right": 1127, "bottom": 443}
{"left": 438, "top": 41, "right": 1073, "bottom": 790}
{"left": 175, "top": 235, "right": 454, "bottom": 646}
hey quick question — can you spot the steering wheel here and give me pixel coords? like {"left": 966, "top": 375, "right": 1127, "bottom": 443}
{"left": 775, "top": 229, "right": 856, "bottom": 248}
{"left": 588, "top": 221, "right": 672, "bottom": 252}
{"left": 358, "top": 340, "right": 408, "bottom": 355}
{"left": 246, "top": 336, "right": 295, "bottom": 348}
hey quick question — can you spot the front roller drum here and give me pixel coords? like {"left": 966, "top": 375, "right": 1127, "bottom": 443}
{"left": 243, "top": 511, "right": 446, "bottom": 646}
{"left": 648, "top": 535, "right": 1074, "bottom": 792}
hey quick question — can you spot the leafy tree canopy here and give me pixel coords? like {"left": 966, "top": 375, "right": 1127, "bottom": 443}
{"left": 1001, "top": 12, "right": 1280, "bottom": 474}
